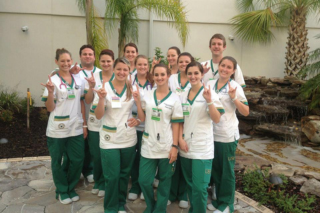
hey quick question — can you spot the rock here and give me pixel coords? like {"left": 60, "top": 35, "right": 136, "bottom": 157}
{"left": 303, "top": 171, "right": 320, "bottom": 180}
{"left": 301, "top": 116, "right": 320, "bottom": 143}
{"left": 263, "top": 88, "right": 278, "bottom": 96}
{"left": 266, "top": 82, "right": 275, "bottom": 86}
{"left": 261, "top": 77, "right": 269, "bottom": 85}
{"left": 270, "top": 77, "right": 291, "bottom": 85}
{"left": 0, "top": 138, "right": 8, "bottom": 144}
{"left": 78, "top": 205, "right": 104, "bottom": 213}
{"left": 279, "top": 89, "right": 299, "bottom": 98}
{"left": 238, "top": 206, "right": 260, "bottom": 213}
{"left": 22, "top": 204, "right": 45, "bottom": 213}
{"left": 28, "top": 179, "right": 54, "bottom": 192}
{"left": 25, "top": 191, "right": 57, "bottom": 206}
{"left": 0, "top": 204, "right": 6, "bottom": 212}
{"left": 290, "top": 80, "right": 306, "bottom": 85}
{"left": 255, "top": 105, "right": 289, "bottom": 115}
{"left": 289, "top": 176, "right": 307, "bottom": 185}
{"left": 300, "top": 178, "right": 320, "bottom": 197}
{"left": 0, "top": 162, "right": 9, "bottom": 170}
{"left": 1, "top": 186, "right": 33, "bottom": 205}
{"left": 238, "top": 120, "right": 253, "bottom": 135}
{"left": 271, "top": 163, "right": 295, "bottom": 177}
{"left": 284, "top": 76, "right": 299, "bottom": 81}
{"left": 244, "top": 76, "right": 257, "bottom": 85}
{"left": 0, "top": 179, "right": 29, "bottom": 192}
{"left": 1, "top": 205, "right": 24, "bottom": 213}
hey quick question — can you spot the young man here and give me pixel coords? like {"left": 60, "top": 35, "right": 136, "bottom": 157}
{"left": 201, "top": 34, "right": 246, "bottom": 88}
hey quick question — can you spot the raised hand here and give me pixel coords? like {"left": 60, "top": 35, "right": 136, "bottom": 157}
{"left": 41, "top": 75, "right": 55, "bottom": 94}
{"left": 85, "top": 71, "right": 96, "bottom": 88}
{"left": 228, "top": 81, "right": 237, "bottom": 100}
{"left": 131, "top": 84, "right": 141, "bottom": 103}
{"left": 93, "top": 80, "right": 107, "bottom": 99}
{"left": 202, "top": 62, "right": 210, "bottom": 74}
{"left": 69, "top": 62, "right": 90, "bottom": 75}
{"left": 152, "top": 56, "right": 161, "bottom": 67}
{"left": 202, "top": 83, "right": 212, "bottom": 103}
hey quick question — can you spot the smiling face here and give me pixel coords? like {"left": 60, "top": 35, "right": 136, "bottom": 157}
{"left": 114, "top": 62, "right": 130, "bottom": 82}
{"left": 99, "top": 54, "right": 113, "bottom": 72}
{"left": 136, "top": 57, "right": 149, "bottom": 76}
{"left": 218, "top": 59, "right": 235, "bottom": 79}
{"left": 153, "top": 66, "right": 169, "bottom": 87}
{"left": 178, "top": 55, "right": 192, "bottom": 73}
{"left": 167, "top": 49, "right": 179, "bottom": 67}
{"left": 80, "top": 48, "right": 95, "bottom": 67}
{"left": 209, "top": 38, "right": 226, "bottom": 57}
{"left": 187, "top": 66, "right": 203, "bottom": 86}
{"left": 55, "top": 53, "right": 72, "bottom": 72}
{"left": 124, "top": 46, "right": 138, "bottom": 63}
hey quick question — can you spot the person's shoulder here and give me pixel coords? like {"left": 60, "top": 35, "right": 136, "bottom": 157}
{"left": 170, "top": 91, "right": 181, "bottom": 101}
{"left": 206, "top": 79, "right": 217, "bottom": 87}
{"left": 230, "top": 79, "right": 242, "bottom": 88}
{"left": 95, "top": 66, "right": 102, "bottom": 72}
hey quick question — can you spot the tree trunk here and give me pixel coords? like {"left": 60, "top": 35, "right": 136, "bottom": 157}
{"left": 285, "top": 7, "right": 309, "bottom": 77}
{"left": 86, "top": 0, "right": 93, "bottom": 45}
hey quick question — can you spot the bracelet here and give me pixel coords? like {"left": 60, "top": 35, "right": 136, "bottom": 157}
{"left": 232, "top": 96, "right": 237, "bottom": 102}
{"left": 136, "top": 119, "right": 141, "bottom": 123}
{"left": 172, "top": 144, "right": 179, "bottom": 149}
{"left": 207, "top": 102, "right": 213, "bottom": 106}
{"left": 83, "top": 125, "right": 88, "bottom": 128}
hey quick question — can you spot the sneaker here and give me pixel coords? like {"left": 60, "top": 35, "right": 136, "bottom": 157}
{"left": 140, "top": 193, "right": 145, "bottom": 200}
{"left": 71, "top": 195, "right": 80, "bottom": 202}
{"left": 207, "top": 204, "right": 217, "bottom": 211}
{"left": 98, "top": 190, "right": 105, "bottom": 197}
{"left": 167, "top": 200, "right": 171, "bottom": 206}
{"left": 118, "top": 211, "right": 127, "bottom": 213}
{"left": 59, "top": 195, "right": 72, "bottom": 205}
{"left": 179, "top": 200, "right": 188, "bottom": 209}
{"left": 91, "top": 188, "right": 99, "bottom": 194}
{"left": 212, "top": 184, "right": 217, "bottom": 200}
{"left": 213, "top": 206, "right": 230, "bottom": 213}
{"left": 128, "top": 193, "right": 138, "bottom": 200}
{"left": 87, "top": 174, "right": 94, "bottom": 183}
{"left": 153, "top": 179, "right": 159, "bottom": 188}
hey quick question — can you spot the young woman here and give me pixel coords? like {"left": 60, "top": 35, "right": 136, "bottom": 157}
{"left": 206, "top": 56, "right": 249, "bottom": 213}
{"left": 41, "top": 48, "right": 86, "bottom": 204}
{"left": 167, "top": 52, "right": 194, "bottom": 208}
{"left": 133, "top": 64, "right": 183, "bottom": 213}
{"left": 179, "top": 61, "right": 224, "bottom": 213}
{"left": 128, "top": 55, "right": 153, "bottom": 201}
{"left": 93, "top": 57, "right": 140, "bottom": 213}
{"left": 167, "top": 46, "right": 181, "bottom": 74}
{"left": 84, "top": 49, "right": 115, "bottom": 197}
{"left": 123, "top": 43, "right": 139, "bottom": 75}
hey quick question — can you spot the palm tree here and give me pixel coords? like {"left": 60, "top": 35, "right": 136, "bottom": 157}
{"left": 104, "top": 0, "right": 189, "bottom": 57}
{"left": 230, "top": 0, "right": 320, "bottom": 77}
{"left": 76, "top": 0, "right": 108, "bottom": 66}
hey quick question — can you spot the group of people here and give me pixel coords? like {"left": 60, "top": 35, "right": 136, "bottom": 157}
{"left": 41, "top": 33, "right": 249, "bottom": 213}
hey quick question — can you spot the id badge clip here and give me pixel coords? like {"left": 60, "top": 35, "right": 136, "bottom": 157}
{"left": 151, "top": 108, "right": 162, "bottom": 121}
{"left": 182, "top": 103, "right": 190, "bottom": 116}
{"left": 67, "top": 88, "right": 75, "bottom": 99}
{"left": 111, "top": 96, "right": 121, "bottom": 108}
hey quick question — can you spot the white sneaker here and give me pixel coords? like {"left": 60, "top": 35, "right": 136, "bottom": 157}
{"left": 87, "top": 174, "right": 94, "bottom": 183}
{"left": 179, "top": 200, "right": 188, "bottom": 209}
{"left": 167, "top": 200, "right": 171, "bottom": 206}
{"left": 153, "top": 179, "right": 159, "bottom": 188}
{"left": 213, "top": 206, "right": 229, "bottom": 213}
{"left": 98, "top": 190, "right": 105, "bottom": 197}
{"left": 59, "top": 195, "right": 72, "bottom": 205}
{"left": 128, "top": 193, "right": 138, "bottom": 200}
{"left": 118, "top": 211, "right": 127, "bottom": 213}
{"left": 91, "top": 188, "right": 99, "bottom": 194}
{"left": 207, "top": 204, "right": 217, "bottom": 211}
{"left": 140, "top": 193, "right": 145, "bottom": 200}
{"left": 71, "top": 195, "right": 79, "bottom": 202}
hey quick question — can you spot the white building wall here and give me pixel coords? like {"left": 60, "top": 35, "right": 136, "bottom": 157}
{"left": 0, "top": 0, "right": 319, "bottom": 106}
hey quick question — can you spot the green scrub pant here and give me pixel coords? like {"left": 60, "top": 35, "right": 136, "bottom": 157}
{"left": 62, "top": 137, "right": 93, "bottom": 178}
{"left": 169, "top": 154, "right": 188, "bottom": 202}
{"left": 47, "top": 135, "right": 84, "bottom": 200}
{"left": 211, "top": 141, "right": 238, "bottom": 213}
{"left": 139, "top": 157, "right": 175, "bottom": 213}
{"left": 88, "top": 130, "right": 104, "bottom": 190}
{"left": 181, "top": 157, "right": 212, "bottom": 213}
{"left": 101, "top": 146, "right": 136, "bottom": 213}
{"left": 129, "top": 131, "right": 143, "bottom": 194}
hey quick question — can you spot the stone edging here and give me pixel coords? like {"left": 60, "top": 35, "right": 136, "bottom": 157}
{"left": 235, "top": 191, "right": 274, "bottom": 213}
{"left": 0, "top": 156, "right": 51, "bottom": 162}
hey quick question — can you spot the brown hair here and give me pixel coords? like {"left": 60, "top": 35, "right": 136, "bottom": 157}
{"left": 134, "top": 55, "right": 154, "bottom": 86}
{"left": 113, "top": 57, "right": 132, "bottom": 101}
{"left": 209, "top": 34, "right": 226, "bottom": 47}
{"left": 186, "top": 61, "right": 204, "bottom": 74}
{"left": 177, "top": 52, "right": 195, "bottom": 63}
{"left": 99, "top": 49, "right": 114, "bottom": 60}
{"left": 124, "top": 43, "right": 138, "bottom": 53}
{"left": 219, "top": 56, "right": 237, "bottom": 79}
{"left": 55, "top": 48, "right": 71, "bottom": 61}
{"left": 79, "top": 44, "right": 95, "bottom": 56}
{"left": 168, "top": 46, "right": 181, "bottom": 55}
{"left": 152, "top": 63, "right": 171, "bottom": 76}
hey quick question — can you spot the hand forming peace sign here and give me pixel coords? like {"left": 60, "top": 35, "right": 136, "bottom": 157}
{"left": 85, "top": 71, "right": 96, "bottom": 89}
{"left": 93, "top": 80, "right": 107, "bottom": 99}
{"left": 202, "top": 83, "right": 212, "bottom": 103}
{"left": 69, "top": 62, "right": 90, "bottom": 75}
{"left": 152, "top": 56, "right": 161, "bottom": 68}
{"left": 41, "top": 75, "right": 55, "bottom": 94}
{"left": 202, "top": 62, "right": 210, "bottom": 74}
{"left": 228, "top": 81, "right": 237, "bottom": 100}
{"left": 131, "top": 84, "right": 141, "bottom": 103}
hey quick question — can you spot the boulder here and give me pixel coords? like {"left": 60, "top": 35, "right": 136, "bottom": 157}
{"left": 289, "top": 176, "right": 307, "bottom": 185}
{"left": 271, "top": 163, "right": 295, "bottom": 177}
{"left": 300, "top": 178, "right": 320, "bottom": 197}
{"left": 260, "top": 77, "right": 269, "bottom": 85}
{"left": 301, "top": 116, "right": 320, "bottom": 143}
{"left": 244, "top": 76, "right": 257, "bottom": 85}
{"left": 279, "top": 88, "right": 299, "bottom": 98}
{"left": 270, "top": 77, "right": 291, "bottom": 85}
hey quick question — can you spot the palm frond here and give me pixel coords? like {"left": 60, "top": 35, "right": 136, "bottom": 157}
{"left": 230, "top": 8, "right": 281, "bottom": 44}
{"left": 76, "top": 0, "right": 86, "bottom": 13}
{"left": 299, "top": 73, "right": 320, "bottom": 109}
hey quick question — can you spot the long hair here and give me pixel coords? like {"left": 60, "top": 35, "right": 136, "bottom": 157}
{"left": 113, "top": 57, "right": 132, "bottom": 101}
{"left": 134, "top": 55, "right": 154, "bottom": 88}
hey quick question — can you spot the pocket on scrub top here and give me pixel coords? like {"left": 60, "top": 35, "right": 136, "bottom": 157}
{"left": 126, "top": 126, "right": 136, "bottom": 137}
{"left": 190, "top": 133, "right": 208, "bottom": 152}
{"left": 88, "top": 110, "right": 100, "bottom": 126}
{"left": 53, "top": 115, "right": 70, "bottom": 131}
{"left": 155, "top": 141, "right": 170, "bottom": 152}
{"left": 101, "top": 125, "right": 117, "bottom": 142}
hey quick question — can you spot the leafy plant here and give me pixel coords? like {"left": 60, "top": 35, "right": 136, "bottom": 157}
{"left": 0, "top": 109, "right": 14, "bottom": 122}
{"left": 20, "top": 97, "right": 35, "bottom": 115}
{"left": 0, "top": 90, "right": 22, "bottom": 113}
{"left": 39, "top": 108, "right": 49, "bottom": 121}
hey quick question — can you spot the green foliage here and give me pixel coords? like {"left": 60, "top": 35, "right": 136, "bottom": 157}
{"left": 149, "top": 47, "right": 168, "bottom": 66}
{"left": 0, "top": 109, "right": 14, "bottom": 122}
{"left": 39, "top": 108, "right": 49, "bottom": 121}
{"left": 20, "top": 97, "right": 35, "bottom": 115}
{"left": 0, "top": 90, "right": 22, "bottom": 113}
{"left": 242, "top": 167, "right": 316, "bottom": 212}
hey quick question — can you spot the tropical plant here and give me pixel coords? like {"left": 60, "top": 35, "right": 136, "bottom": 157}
{"left": 104, "top": 0, "right": 189, "bottom": 57}
{"left": 230, "top": 0, "right": 320, "bottom": 77}
{"left": 298, "top": 34, "right": 320, "bottom": 109}
{"left": 76, "top": 0, "right": 108, "bottom": 66}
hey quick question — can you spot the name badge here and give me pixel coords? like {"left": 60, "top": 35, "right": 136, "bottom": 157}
{"left": 151, "top": 108, "right": 162, "bottom": 121}
{"left": 111, "top": 96, "right": 121, "bottom": 108}
{"left": 67, "top": 88, "right": 75, "bottom": 99}
{"left": 182, "top": 103, "right": 190, "bottom": 116}
{"left": 176, "top": 88, "right": 185, "bottom": 93}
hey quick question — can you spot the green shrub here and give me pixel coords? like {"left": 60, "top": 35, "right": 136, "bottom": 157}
{"left": 0, "top": 90, "right": 22, "bottom": 113}
{"left": 20, "top": 97, "right": 35, "bottom": 115}
{"left": 0, "top": 109, "right": 14, "bottom": 122}
{"left": 39, "top": 108, "right": 48, "bottom": 121}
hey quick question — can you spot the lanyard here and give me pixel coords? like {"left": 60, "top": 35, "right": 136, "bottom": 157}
{"left": 210, "top": 60, "right": 219, "bottom": 76}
